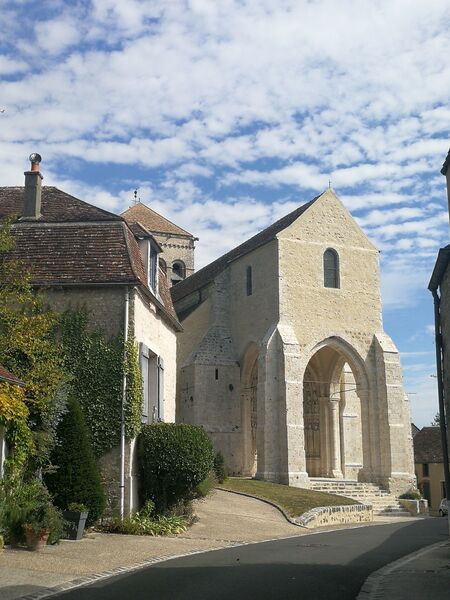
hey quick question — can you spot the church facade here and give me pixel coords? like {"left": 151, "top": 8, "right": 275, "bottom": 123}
{"left": 171, "top": 190, "right": 415, "bottom": 494}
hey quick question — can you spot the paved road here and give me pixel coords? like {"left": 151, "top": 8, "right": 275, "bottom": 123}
{"left": 54, "top": 518, "right": 447, "bottom": 600}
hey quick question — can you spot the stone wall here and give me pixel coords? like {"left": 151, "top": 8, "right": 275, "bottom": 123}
{"left": 296, "top": 504, "right": 373, "bottom": 528}
{"left": 153, "top": 232, "right": 195, "bottom": 282}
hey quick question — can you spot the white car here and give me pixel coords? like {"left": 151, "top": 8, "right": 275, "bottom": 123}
{"left": 439, "top": 498, "right": 448, "bottom": 516}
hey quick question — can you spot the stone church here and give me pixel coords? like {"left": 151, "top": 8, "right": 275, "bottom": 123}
{"left": 171, "top": 189, "right": 415, "bottom": 495}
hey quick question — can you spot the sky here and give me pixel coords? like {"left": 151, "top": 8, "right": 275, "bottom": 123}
{"left": 1, "top": 0, "right": 449, "bottom": 427}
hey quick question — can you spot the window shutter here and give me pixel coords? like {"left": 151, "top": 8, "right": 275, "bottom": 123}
{"left": 158, "top": 356, "right": 165, "bottom": 421}
{"left": 139, "top": 343, "right": 149, "bottom": 423}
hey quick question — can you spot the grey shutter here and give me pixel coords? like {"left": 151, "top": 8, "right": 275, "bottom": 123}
{"left": 158, "top": 356, "right": 165, "bottom": 421}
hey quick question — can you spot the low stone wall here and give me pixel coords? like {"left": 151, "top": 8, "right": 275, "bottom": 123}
{"left": 296, "top": 504, "right": 373, "bottom": 528}
{"left": 398, "top": 498, "right": 429, "bottom": 516}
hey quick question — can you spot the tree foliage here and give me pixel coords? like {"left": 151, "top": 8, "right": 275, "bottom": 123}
{"left": 45, "top": 397, "right": 106, "bottom": 525}
{"left": 0, "top": 220, "right": 67, "bottom": 477}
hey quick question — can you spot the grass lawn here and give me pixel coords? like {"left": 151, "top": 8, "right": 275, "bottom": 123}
{"left": 218, "top": 478, "right": 359, "bottom": 518}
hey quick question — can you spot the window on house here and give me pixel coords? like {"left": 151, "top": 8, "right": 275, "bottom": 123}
{"left": 159, "top": 257, "right": 167, "bottom": 275}
{"left": 323, "top": 248, "right": 340, "bottom": 288}
{"left": 149, "top": 243, "right": 158, "bottom": 292}
{"left": 423, "top": 463, "right": 429, "bottom": 477}
{"left": 246, "top": 266, "right": 252, "bottom": 296}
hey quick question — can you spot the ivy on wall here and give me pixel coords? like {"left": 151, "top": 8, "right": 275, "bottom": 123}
{"left": 59, "top": 308, "right": 143, "bottom": 457}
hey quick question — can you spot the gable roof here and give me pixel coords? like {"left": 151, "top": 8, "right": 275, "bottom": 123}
{"left": 413, "top": 427, "right": 444, "bottom": 463}
{"left": 122, "top": 202, "right": 194, "bottom": 237}
{"left": 0, "top": 186, "right": 122, "bottom": 222}
{"left": 171, "top": 193, "right": 320, "bottom": 303}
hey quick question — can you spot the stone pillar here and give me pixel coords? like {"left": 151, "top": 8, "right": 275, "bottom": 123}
{"left": 319, "top": 396, "right": 330, "bottom": 477}
{"left": 329, "top": 397, "right": 343, "bottom": 478}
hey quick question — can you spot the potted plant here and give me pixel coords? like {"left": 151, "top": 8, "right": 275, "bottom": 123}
{"left": 63, "top": 503, "right": 89, "bottom": 540}
{"left": 24, "top": 499, "right": 63, "bottom": 551}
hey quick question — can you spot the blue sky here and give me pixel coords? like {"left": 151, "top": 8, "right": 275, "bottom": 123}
{"left": 1, "top": 0, "right": 450, "bottom": 426}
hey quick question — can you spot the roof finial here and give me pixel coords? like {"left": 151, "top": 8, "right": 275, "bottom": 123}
{"left": 133, "top": 189, "right": 140, "bottom": 205}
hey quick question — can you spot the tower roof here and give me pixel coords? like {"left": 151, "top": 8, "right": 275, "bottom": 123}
{"left": 122, "top": 203, "right": 194, "bottom": 238}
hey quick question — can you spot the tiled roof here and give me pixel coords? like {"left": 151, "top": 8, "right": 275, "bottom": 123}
{"left": 0, "top": 364, "right": 25, "bottom": 387}
{"left": 0, "top": 186, "right": 122, "bottom": 222}
{"left": 171, "top": 194, "right": 320, "bottom": 303}
{"left": 158, "top": 267, "right": 178, "bottom": 321}
{"left": 413, "top": 427, "right": 444, "bottom": 463}
{"left": 122, "top": 203, "right": 193, "bottom": 237}
{"left": 1, "top": 185, "right": 181, "bottom": 330}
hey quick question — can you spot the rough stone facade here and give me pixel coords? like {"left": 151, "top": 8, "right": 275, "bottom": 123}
{"left": 174, "top": 190, "right": 415, "bottom": 495}
{"left": 152, "top": 232, "right": 196, "bottom": 283}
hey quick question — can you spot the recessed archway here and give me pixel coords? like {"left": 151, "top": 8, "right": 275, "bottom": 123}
{"left": 240, "top": 343, "right": 259, "bottom": 477}
{"left": 303, "top": 341, "right": 368, "bottom": 480}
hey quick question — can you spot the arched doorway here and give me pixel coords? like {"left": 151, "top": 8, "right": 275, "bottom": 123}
{"left": 303, "top": 343, "right": 366, "bottom": 480}
{"left": 241, "top": 344, "right": 259, "bottom": 476}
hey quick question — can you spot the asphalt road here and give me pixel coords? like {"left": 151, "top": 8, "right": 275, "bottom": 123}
{"left": 54, "top": 518, "right": 447, "bottom": 600}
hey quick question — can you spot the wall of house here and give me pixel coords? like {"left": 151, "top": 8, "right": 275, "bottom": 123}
{"left": 415, "top": 461, "right": 445, "bottom": 512}
{"left": 130, "top": 289, "right": 177, "bottom": 422}
{"left": 440, "top": 265, "right": 450, "bottom": 435}
{"left": 44, "top": 286, "right": 125, "bottom": 334}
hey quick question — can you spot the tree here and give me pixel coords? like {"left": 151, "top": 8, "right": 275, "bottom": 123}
{"left": 431, "top": 412, "right": 441, "bottom": 426}
{"left": 45, "top": 397, "right": 106, "bottom": 525}
{"left": 0, "top": 219, "right": 66, "bottom": 478}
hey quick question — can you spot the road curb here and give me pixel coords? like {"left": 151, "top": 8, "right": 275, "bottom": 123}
{"left": 356, "top": 540, "right": 447, "bottom": 600}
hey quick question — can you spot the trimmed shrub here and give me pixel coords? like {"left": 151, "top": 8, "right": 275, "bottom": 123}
{"left": 138, "top": 423, "right": 215, "bottom": 515}
{"left": 399, "top": 489, "right": 422, "bottom": 500}
{"left": 45, "top": 397, "right": 106, "bottom": 526}
{"left": 213, "top": 451, "right": 227, "bottom": 484}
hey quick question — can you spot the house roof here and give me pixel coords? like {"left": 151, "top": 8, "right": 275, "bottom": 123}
{"left": 0, "top": 364, "right": 25, "bottom": 387}
{"left": 171, "top": 193, "right": 320, "bottom": 303}
{"left": 0, "top": 186, "right": 122, "bottom": 223}
{"left": 429, "top": 245, "right": 450, "bottom": 291}
{"left": 122, "top": 202, "right": 194, "bottom": 238}
{"left": 127, "top": 222, "right": 163, "bottom": 252}
{"left": 413, "top": 427, "right": 443, "bottom": 463}
{"left": 0, "top": 186, "right": 181, "bottom": 330}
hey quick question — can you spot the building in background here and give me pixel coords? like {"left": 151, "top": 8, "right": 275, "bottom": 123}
{"left": 122, "top": 202, "right": 197, "bottom": 287}
{"left": 414, "top": 426, "right": 446, "bottom": 513}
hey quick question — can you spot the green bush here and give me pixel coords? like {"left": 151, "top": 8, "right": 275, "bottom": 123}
{"left": 213, "top": 451, "right": 227, "bottom": 484}
{"left": 45, "top": 397, "right": 106, "bottom": 526}
{"left": 138, "top": 423, "right": 215, "bottom": 515}
{"left": 0, "top": 478, "right": 63, "bottom": 545}
{"left": 399, "top": 489, "right": 422, "bottom": 500}
{"left": 103, "top": 512, "right": 187, "bottom": 536}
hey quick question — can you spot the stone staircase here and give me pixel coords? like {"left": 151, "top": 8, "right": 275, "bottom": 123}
{"left": 309, "top": 479, "right": 411, "bottom": 517}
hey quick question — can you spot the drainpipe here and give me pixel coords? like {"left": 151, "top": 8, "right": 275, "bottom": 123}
{"left": 119, "top": 287, "right": 130, "bottom": 521}
{"left": 431, "top": 289, "right": 450, "bottom": 531}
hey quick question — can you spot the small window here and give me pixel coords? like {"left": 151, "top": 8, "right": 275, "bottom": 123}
{"left": 172, "top": 260, "right": 186, "bottom": 279}
{"left": 159, "top": 257, "right": 167, "bottom": 275}
{"left": 246, "top": 266, "right": 252, "bottom": 296}
{"left": 323, "top": 248, "right": 340, "bottom": 288}
{"left": 149, "top": 243, "right": 158, "bottom": 292}
{"left": 423, "top": 463, "right": 429, "bottom": 477}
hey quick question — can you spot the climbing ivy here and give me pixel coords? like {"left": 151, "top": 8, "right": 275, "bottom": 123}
{"left": 59, "top": 308, "right": 143, "bottom": 457}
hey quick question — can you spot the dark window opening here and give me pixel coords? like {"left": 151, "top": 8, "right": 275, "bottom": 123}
{"left": 323, "top": 248, "right": 340, "bottom": 288}
{"left": 172, "top": 260, "right": 186, "bottom": 279}
{"left": 159, "top": 257, "right": 167, "bottom": 274}
{"left": 246, "top": 265, "right": 252, "bottom": 296}
{"left": 423, "top": 463, "right": 429, "bottom": 477}
{"left": 215, "top": 368, "right": 219, "bottom": 380}
{"left": 149, "top": 244, "right": 158, "bottom": 292}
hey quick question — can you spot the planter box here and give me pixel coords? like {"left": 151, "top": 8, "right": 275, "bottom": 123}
{"left": 63, "top": 510, "right": 89, "bottom": 540}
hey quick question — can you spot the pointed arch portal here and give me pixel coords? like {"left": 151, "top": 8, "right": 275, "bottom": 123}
{"left": 303, "top": 342, "right": 368, "bottom": 480}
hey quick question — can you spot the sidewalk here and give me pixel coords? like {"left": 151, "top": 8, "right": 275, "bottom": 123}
{"left": 358, "top": 538, "right": 450, "bottom": 599}
{"left": 0, "top": 489, "right": 303, "bottom": 600}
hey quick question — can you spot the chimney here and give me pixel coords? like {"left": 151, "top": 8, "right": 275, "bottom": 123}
{"left": 21, "top": 153, "right": 43, "bottom": 221}
{"left": 441, "top": 148, "right": 450, "bottom": 226}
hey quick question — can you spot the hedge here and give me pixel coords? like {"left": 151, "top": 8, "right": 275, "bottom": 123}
{"left": 138, "top": 423, "right": 214, "bottom": 515}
